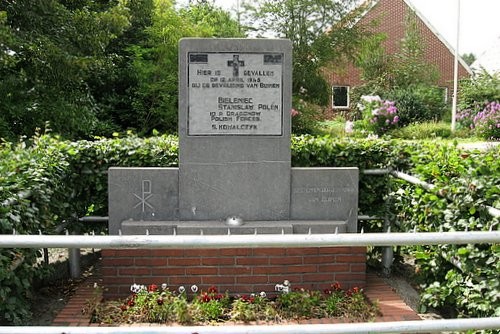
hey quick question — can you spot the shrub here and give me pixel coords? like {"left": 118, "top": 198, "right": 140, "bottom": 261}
{"left": 471, "top": 101, "right": 500, "bottom": 140}
{"left": 291, "top": 97, "right": 322, "bottom": 135}
{"left": 388, "top": 143, "right": 500, "bottom": 318}
{"left": 390, "top": 122, "right": 452, "bottom": 140}
{"left": 358, "top": 96, "right": 400, "bottom": 135}
{"left": 387, "top": 85, "right": 447, "bottom": 126}
{"left": 458, "top": 72, "right": 500, "bottom": 111}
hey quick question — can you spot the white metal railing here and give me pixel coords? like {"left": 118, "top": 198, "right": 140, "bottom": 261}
{"left": 1, "top": 317, "right": 500, "bottom": 334}
{"left": 1, "top": 231, "right": 499, "bottom": 333}
{"left": 1, "top": 230, "right": 499, "bottom": 249}
{"left": 1, "top": 231, "right": 500, "bottom": 333}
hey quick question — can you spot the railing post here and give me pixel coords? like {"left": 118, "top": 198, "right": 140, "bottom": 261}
{"left": 68, "top": 228, "right": 80, "bottom": 279}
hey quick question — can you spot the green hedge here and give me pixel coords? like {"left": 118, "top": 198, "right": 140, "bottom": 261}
{"left": 1, "top": 134, "right": 498, "bottom": 323}
{"left": 389, "top": 143, "right": 499, "bottom": 318}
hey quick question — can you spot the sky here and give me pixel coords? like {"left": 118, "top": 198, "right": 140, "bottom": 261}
{"left": 186, "top": 0, "right": 500, "bottom": 57}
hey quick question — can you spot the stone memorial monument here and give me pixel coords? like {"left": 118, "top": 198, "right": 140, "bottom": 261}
{"left": 103, "top": 39, "right": 364, "bottom": 298}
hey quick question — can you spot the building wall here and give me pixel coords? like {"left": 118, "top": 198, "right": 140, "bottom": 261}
{"left": 325, "top": 0, "right": 470, "bottom": 113}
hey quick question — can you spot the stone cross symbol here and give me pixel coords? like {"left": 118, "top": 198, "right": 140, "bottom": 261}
{"left": 133, "top": 179, "right": 154, "bottom": 212}
{"left": 227, "top": 55, "right": 245, "bottom": 77}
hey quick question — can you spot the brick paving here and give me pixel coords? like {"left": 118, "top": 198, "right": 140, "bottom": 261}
{"left": 52, "top": 263, "right": 421, "bottom": 327}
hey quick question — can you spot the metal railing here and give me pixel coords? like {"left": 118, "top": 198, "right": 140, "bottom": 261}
{"left": 1, "top": 318, "right": 500, "bottom": 334}
{"left": 2, "top": 230, "right": 499, "bottom": 249}
{"left": 0, "top": 231, "right": 500, "bottom": 334}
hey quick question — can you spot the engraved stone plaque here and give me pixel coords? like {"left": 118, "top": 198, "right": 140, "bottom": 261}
{"left": 188, "top": 52, "right": 283, "bottom": 136}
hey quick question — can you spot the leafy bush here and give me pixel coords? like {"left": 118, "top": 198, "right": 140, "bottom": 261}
{"left": 471, "top": 102, "right": 500, "bottom": 140}
{"left": 386, "top": 85, "right": 447, "bottom": 126}
{"left": 457, "top": 101, "right": 500, "bottom": 140}
{"left": 458, "top": 72, "right": 500, "bottom": 112}
{"left": 291, "top": 97, "right": 322, "bottom": 135}
{"left": 390, "top": 122, "right": 452, "bottom": 139}
{"left": 0, "top": 133, "right": 178, "bottom": 324}
{"left": 356, "top": 95, "right": 400, "bottom": 135}
{"left": 388, "top": 143, "right": 500, "bottom": 318}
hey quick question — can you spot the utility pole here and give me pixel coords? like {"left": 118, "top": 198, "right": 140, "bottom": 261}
{"left": 451, "top": 0, "right": 461, "bottom": 132}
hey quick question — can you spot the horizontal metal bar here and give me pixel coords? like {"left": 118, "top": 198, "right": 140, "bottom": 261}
{"left": 391, "top": 170, "right": 500, "bottom": 218}
{"left": 390, "top": 170, "right": 436, "bottom": 191}
{"left": 362, "top": 168, "right": 391, "bottom": 175}
{"left": 0, "top": 231, "right": 498, "bottom": 249}
{"left": 79, "top": 216, "right": 109, "bottom": 223}
{"left": 1, "top": 190, "right": 32, "bottom": 207}
{"left": 1, "top": 317, "right": 499, "bottom": 334}
{"left": 358, "top": 215, "right": 383, "bottom": 220}
{"left": 78, "top": 215, "right": 384, "bottom": 222}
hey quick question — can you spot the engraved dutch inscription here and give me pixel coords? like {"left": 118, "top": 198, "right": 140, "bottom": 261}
{"left": 188, "top": 52, "right": 283, "bottom": 135}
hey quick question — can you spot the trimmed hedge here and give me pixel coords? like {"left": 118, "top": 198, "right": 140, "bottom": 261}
{"left": 1, "top": 134, "right": 498, "bottom": 323}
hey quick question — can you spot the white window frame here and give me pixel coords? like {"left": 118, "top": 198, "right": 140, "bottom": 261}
{"left": 332, "top": 85, "right": 350, "bottom": 109}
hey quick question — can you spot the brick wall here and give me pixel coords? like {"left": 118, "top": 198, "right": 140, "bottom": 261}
{"left": 101, "top": 247, "right": 366, "bottom": 300}
{"left": 325, "top": 0, "right": 471, "bottom": 112}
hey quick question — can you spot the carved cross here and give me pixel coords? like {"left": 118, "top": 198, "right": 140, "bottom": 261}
{"left": 227, "top": 55, "right": 245, "bottom": 77}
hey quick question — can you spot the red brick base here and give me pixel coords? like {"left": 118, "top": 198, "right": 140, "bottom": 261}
{"left": 101, "top": 247, "right": 366, "bottom": 300}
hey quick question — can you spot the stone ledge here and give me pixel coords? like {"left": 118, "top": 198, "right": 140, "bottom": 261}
{"left": 121, "top": 220, "right": 348, "bottom": 235}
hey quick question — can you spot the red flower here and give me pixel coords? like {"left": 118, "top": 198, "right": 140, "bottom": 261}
{"left": 200, "top": 293, "right": 211, "bottom": 303}
{"left": 127, "top": 299, "right": 135, "bottom": 307}
{"left": 208, "top": 286, "right": 218, "bottom": 294}
{"left": 324, "top": 288, "right": 332, "bottom": 295}
{"left": 148, "top": 284, "right": 158, "bottom": 292}
{"left": 157, "top": 297, "right": 164, "bottom": 305}
{"left": 120, "top": 305, "right": 128, "bottom": 311}
{"left": 352, "top": 287, "right": 360, "bottom": 294}
{"left": 331, "top": 282, "right": 341, "bottom": 291}
{"left": 215, "top": 294, "right": 223, "bottom": 300}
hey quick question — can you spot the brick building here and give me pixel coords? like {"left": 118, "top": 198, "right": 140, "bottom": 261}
{"left": 324, "top": 0, "right": 471, "bottom": 113}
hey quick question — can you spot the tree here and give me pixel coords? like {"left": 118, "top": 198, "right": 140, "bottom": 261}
{"left": 461, "top": 52, "right": 476, "bottom": 66}
{"left": 243, "top": 0, "right": 370, "bottom": 106}
{"left": 353, "top": 11, "right": 446, "bottom": 126}
{"left": 127, "top": 0, "right": 244, "bottom": 135}
{"left": 0, "top": 0, "right": 131, "bottom": 141}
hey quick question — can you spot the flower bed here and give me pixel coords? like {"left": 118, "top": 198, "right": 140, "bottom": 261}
{"left": 90, "top": 282, "right": 379, "bottom": 325}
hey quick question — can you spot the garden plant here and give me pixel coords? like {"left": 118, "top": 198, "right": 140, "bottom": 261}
{"left": 89, "top": 282, "right": 378, "bottom": 325}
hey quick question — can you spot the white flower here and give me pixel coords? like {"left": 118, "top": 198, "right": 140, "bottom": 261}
{"left": 191, "top": 285, "right": 199, "bottom": 293}
{"left": 345, "top": 121, "right": 354, "bottom": 133}
{"left": 130, "top": 283, "right": 141, "bottom": 293}
{"left": 259, "top": 291, "right": 267, "bottom": 298}
{"left": 361, "top": 95, "right": 381, "bottom": 103}
{"left": 283, "top": 280, "right": 290, "bottom": 286}
{"left": 178, "top": 286, "right": 186, "bottom": 294}
{"left": 161, "top": 283, "right": 168, "bottom": 290}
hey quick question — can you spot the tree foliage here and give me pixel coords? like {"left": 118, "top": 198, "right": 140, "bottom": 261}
{"left": 353, "top": 11, "right": 446, "bottom": 126}
{"left": 127, "top": 0, "right": 244, "bottom": 135}
{"left": 0, "top": 0, "right": 243, "bottom": 141}
{"left": 0, "top": 0, "right": 131, "bottom": 141}
{"left": 243, "top": 0, "right": 370, "bottom": 106}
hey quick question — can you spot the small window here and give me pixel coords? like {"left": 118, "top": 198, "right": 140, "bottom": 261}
{"left": 332, "top": 86, "right": 350, "bottom": 108}
{"left": 439, "top": 87, "right": 449, "bottom": 104}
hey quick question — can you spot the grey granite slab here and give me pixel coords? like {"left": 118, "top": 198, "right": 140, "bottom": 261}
{"left": 291, "top": 168, "right": 359, "bottom": 232}
{"left": 108, "top": 167, "right": 179, "bottom": 235}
